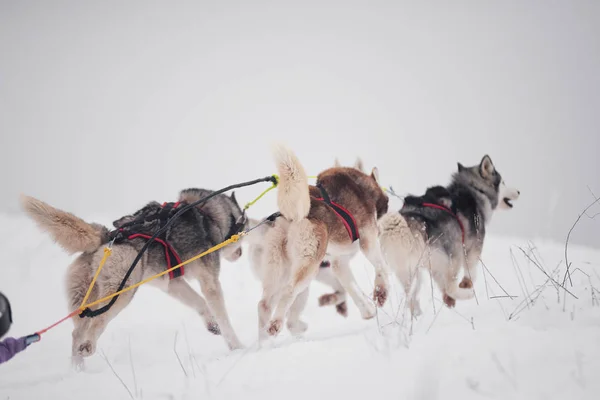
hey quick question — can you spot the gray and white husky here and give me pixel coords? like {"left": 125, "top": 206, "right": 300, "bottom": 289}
{"left": 20, "top": 188, "right": 249, "bottom": 366}
{"left": 378, "top": 155, "right": 520, "bottom": 316}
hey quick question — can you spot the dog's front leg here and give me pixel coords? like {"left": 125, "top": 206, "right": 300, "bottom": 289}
{"left": 196, "top": 265, "right": 244, "bottom": 350}
{"left": 359, "top": 228, "right": 390, "bottom": 307}
{"left": 166, "top": 278, "right": 219, "bottom": 335}
{"left": 329, "top": 256, "right": 375, "bottom": 319}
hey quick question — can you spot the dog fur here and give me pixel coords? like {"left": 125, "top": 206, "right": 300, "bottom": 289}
{"left": 378, "top": 155, "right": 520, "bottom": 316}
{"left": 252, "top": 144, "right": 389, "bottom": 338}
{"left": 245, "top": 157, "right": 368, "bottom": 327}
{"left": 20, "top": 189, "right": 249, "bottom": 367}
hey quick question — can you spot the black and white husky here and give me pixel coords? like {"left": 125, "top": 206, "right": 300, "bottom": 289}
{"left": 378, "top": 155, "right": 520, "bottom": 316}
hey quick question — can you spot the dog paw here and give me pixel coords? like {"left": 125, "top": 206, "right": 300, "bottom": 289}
{"left": 318, "top": 293, "right": 338, "bottom": 307}
{"left": 360, "top": 303, "right": 376, "bottom": 320}
{"left": 77, "top": 341, "right": 95, "bottom": 357}
{"left": 336, "top": 302, "right": 348, "bottom": 318}
{"left": 287, "top": 320, "right": 308, "bottom": 335}
{"left": 373, "top": 285, "right": 388, "bottom": 307}
{"left": 206, "top": 321, "right": 221, "bottom": 335}
{"left": 459, "top": 277, "right": 473, "bottom": 289}
{"left": 443, "top": 293, "right": 456, "bottom": 308}
{"left": 267, "top": 319, "right": 283, "bottom": 336}
{"left": 227, "top": 339, "right": 245, "bottom": 351}
{"left": 410, "top": 302, "right": 422, "bottom": 318}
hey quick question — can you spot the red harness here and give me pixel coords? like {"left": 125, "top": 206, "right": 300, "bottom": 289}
{"left": 111, "top": 201, "right": 185, "bottom": 280}
{"left": 315, "top": 183, "right": 360, "bottom": 242}
{"left": 421, "top": 203, "right": 465, "bottom": 244}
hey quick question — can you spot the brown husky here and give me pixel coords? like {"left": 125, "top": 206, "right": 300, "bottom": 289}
{"left": 256, "top": 144, "right": 390, "bottom": 338}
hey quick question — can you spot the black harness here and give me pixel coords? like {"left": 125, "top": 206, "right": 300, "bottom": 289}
{"left": 108, "top": 201, "right": 186, "bottom": 279}
{"left": 315, "top": 183, "right": 360, "bottom": 242}
{"left": 0, "top": 292, "right": 12, "bottom": 338}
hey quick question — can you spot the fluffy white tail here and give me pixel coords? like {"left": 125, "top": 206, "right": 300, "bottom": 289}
{"left": 272, "top": 144, "right": 310, "bottom": 221}
{"left": 20, "top": 194, "right": 109, "bottom": 254}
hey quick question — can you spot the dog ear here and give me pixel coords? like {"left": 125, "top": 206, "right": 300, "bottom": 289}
{"left": 457, "top": 162, "right": 466, "bottom": 172}
{"left": 479, "top": 155, "right": 495, "bottom": 179}
{"left": 334, "top": 158, "right": 341, "bottom": 168}
{"left": 354, "top": 157, "right": 364, "bottom": 172}
{"left": 230, "top": 191, "right": 239, "bottom": 206}
{"left": 371, "top": 167, "right": 381, "bottom": 184}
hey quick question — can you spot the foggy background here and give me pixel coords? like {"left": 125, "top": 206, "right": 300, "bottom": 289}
{"left": 1, "top": 1, "right": 598, "bottom": 248}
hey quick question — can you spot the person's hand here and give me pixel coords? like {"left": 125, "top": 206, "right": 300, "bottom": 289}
{"left": 24, "top": 333, "right": 40, "bottom": 346}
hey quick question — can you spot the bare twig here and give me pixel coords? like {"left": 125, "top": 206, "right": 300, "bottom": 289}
{"left": 517, "top": 246, "right": 578, "bottom": 299}
{"left": 100, "top": 350, "right": 135, "bottom": 400}
{"left": 426, "top": 306, "right": 443, "bottom": 334}
{"left": 585, "top": 186, "right": 600, "bottom": 219}
{"left": 216, "top": 341, "right": 257, "bottom": 387}
{"left": 491, "top": 353, "right": 517, "bottom": 389}
{"left": 173, "top": 332, "right": 188, "bottom": 377}
{"left": 562, "top": 196, "right": 600, "bottom": 287}
{"left": 480, "top": 255, "right": 491, "bottom": 299}
{"left": 128, "top": 336, "right": 139, "bottom": 398}
{"left": 182, "top": 324, "right": 197, "bottom": 378}
{"left": 510, "top": 248, "right": 531, "bottom": 306}
{"left": 508, "top": 260, "right": 563, "bottom": 320}
{"left": 479, "top": 258, "right": 515, "bottom": 299}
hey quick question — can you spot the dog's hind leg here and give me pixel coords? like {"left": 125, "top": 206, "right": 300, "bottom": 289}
{"left": 286, "top": 287, "right": 309, "bottom": 335}
{"left": 358, "top": 226, "right": 390, "bottom": 307}
{"left": 166, "top": 278, "right": 219, "bottom": 335}
{"left": 267, "top": 219, "right": 326, "bottom": 336}
{"left": 315, "top": 266, "right": 348, "bottom": 317}
{"left": 66, "top": 253, "right": 95, "bottom": 369}
{"left": 267, "top": 264, "right": 317, "bottom": 337}
{"left": 459, "top": 247, "right": 482, "bottom": 291}
{"left": 69, "top": 246, "right": 142, "bottom": 367}
{"left": 393, "top": 257, "right": 422, "bottom": 317}
{"left": 258, "top": 287, "right": 279, "bottom": 341}
{"left": 194, "top": 260, "right": 244, "bottom": 350}
{"left": 435, "top": 251, "right": 473, "bottom": 307}
{"left": 330, "top": 256, "right": 375, "bottom": 319}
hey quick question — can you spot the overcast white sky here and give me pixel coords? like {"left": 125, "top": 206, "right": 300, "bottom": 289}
{"left": 1, "top": 1, "right": 599, "bottom": 248}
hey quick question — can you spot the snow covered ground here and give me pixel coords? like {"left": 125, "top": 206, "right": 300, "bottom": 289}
{"left": 1, "top": 213, "right": 599, "bottom": 400}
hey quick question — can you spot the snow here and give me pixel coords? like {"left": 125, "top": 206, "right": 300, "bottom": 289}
{"left": 1, "top": 214, "right": 599, "bottom": 400}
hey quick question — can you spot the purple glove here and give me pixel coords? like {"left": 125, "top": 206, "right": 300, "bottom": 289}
{"left": 0, "top": 336, "right": 27, "bottom": 364}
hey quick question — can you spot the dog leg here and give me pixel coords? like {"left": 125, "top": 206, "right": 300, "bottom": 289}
{"left": 195, "top": 264, "right": 244, "bottom": 350}
{"left": 258, "top": 288, "right": 279, "bottom": 341}
{"left": 409, "top": 269, "right": 423, "bottom": 317}
{"left": 359, "top": 228, "right": 390, "bottom": 307}
{"left": 267, "top": 263, "right": 318, "bottom": 337}
{"left": 443, "top": 253, "right": 473, "bottom": 305}
{"left": 460, "top": 248, "right": 481, "bottom": 290}
{"left": 68, "top": 247, "right": 140, "bottom": 368}
{"left": 393, "top": 258, "right": 422, "bottom": 317}
{"left": 286, "top": 288, "right": 309, "bottom": 335}
{"left": 330, "top": 256, "right": 376, "bottom": 319}
{"left": 166, "top": 278, "right": 219, "bottom": 335}
{"left": 315, "top": 266, "right": 348, "bottom": 317}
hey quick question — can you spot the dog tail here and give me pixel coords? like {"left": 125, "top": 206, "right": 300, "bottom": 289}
{"left": 272, "top": 144, "right": 310, "bottom": 221}
{"left": 20, "top": 194, "right": 110, "bottom": 255}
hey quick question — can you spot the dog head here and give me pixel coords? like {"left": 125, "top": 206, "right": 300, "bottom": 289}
{"left": 455, "top": 155, "right": 520, "bottom": 212}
